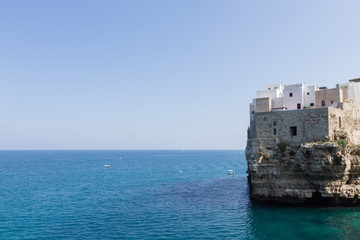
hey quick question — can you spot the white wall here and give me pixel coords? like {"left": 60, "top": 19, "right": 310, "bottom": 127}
{"left": 257, "top": 89, "right": 278, "bottom": 99}
{"left": 253, "top": 83, "right": 318, "bottom": 111}
{"left": 272, "top": 97, "right": 284, "bottom": 110}
{"left": 304, "top": 86, "right": 316, "bottom": 107}
{"left": 266, "top": 84, "right": 283, "bottom": 92}
{"left": 257, "top": 83, "right": 284, "bottom": 99}
{"left": 283, "top": 83, "right": 304, "bottom": 110}
{"left": 348, "top": 82, "right": 360, "bottom": 103}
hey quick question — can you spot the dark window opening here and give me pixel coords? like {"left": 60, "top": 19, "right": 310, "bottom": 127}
{"left": 289, "top": 93, "right": 293, "bottom": 97}
{"left": 307, "top": 92, "right": 310, "bottom": 95}
{"left": 268, "top": 88, "right": 271, "bottom": 90}
{"left": 310, "top": 103, "right": 314, "bottom": 107}
{"left": 275, "top": 87, "right": 277, "bottom": 89}
{"left": 339, "top": 116, "right": 342, "bottom": 128}
{"left": 321, "top": 100, "right": 325, "bottom": 107}
{"left": 331, "top": 100, "right": 334, "bottom": 104}
{"left": 290, "top": 126, "right": 297, "bottom": 136}
{"left": 274, "top": 121, "right": 277, "bottom": 126}
{"left": 273, "top": 129, "right": 277, "bottom": 135}
{"left": 252, "top": 111, "right": 255, "bottom": 114}
{"left": 297, "top": 103, "right": 301, "bottom": 109}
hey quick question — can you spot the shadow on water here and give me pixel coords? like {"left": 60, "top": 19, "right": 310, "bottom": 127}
{"left": 248, "top": 195, "right": 360, "bottom": 240}
{"left": 167, "top": 173, "right": 360, "bottom": 240}
{"left": 151, "top": 175, "right": 256, "bottom": 239}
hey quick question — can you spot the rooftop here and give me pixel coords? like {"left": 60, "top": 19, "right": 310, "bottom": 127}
{"left": 349, "top": 78, "right": 360, "bottom": 83}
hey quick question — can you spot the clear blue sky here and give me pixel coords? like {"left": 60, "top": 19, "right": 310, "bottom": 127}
{"left": 1, "top": 0, "right": 360, "bottom": 150}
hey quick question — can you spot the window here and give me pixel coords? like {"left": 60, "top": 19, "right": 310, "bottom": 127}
{"left": 297, "top": 103, "right": 301, "bottom": 109}
{"left": 310, "top": 103, "right": 314, "bottom": 107}
{"left": 331, "top": 100, "right": 334, "bottom": 104}
{"left": 273, "top": 129, "right": 277, "bottom": 135}
{"left": 289, "top": 93, "right": 293, "bottom": 97}
{"left": 273, "top": 121, "right": 277, "bottom": 126}
{"left": 268, "top": 88, "right": 271, "bottom": 90}
{"left": 307, "top": 92, "right": 310, "bottom": 95}
{"left": 252, "top": 111, "right": 255, "bottom": 114}
{"left": 290, "top": 126, "right": 297, "bottom": 136}
{"left": 321, "top": 100, "right": 325, "bottom": 107}
{"left": 275, "top": 87, "right": 277, "bottom": 89}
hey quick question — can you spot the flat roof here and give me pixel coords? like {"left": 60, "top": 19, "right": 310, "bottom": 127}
{"left": 349, "top": 78, "right": 360, "bottom": 82}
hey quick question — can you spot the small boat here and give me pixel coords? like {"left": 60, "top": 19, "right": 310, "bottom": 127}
{"left": 179, "top": 170, "right": 183, "bottom": 173}
{"left": 104, "top": 164, "right": 111, "bottom": 167}
{"left": 228, "top": 170, "right": 235, "bottom": 175}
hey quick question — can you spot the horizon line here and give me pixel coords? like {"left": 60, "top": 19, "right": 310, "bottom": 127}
{"left": 0, "top": 149, "right": 244, "bottom": 151}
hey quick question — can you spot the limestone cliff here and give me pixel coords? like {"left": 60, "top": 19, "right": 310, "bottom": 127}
{"left": 246, "top": 138, "right": 360, "bottom": 205}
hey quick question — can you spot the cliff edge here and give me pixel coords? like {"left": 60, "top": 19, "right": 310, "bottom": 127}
{"left": 246, "top": 102, "right": 360, "bottom": 205}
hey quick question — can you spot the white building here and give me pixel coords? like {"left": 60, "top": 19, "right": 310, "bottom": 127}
{"left": 283, "top": 83, "right": 317, "bottom": 110}
{"left": 251, "top": 78, "right": 360, "bottom": 114}
{"left": 253, "top": 83, "right": 317, "bottom": 112}
{"left": 256, "top": 84, "right": 284, "bottom": 111}
{"left": 304, "top": 85, "right": 317, "bottom": 108}
{"left": 257, "top": 84, "right": 283, "bottom": 99}
{"left": 283, "top": 83, "right": 304, "bottom": 110}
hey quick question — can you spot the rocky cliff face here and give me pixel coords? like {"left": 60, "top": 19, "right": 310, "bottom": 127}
{"left": 245, "top": 139, "right": 360, "bottom": 205}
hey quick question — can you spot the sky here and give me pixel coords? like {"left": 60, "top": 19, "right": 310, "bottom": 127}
{"left": 1, "top": 0, "right": 360, "bottom": 150}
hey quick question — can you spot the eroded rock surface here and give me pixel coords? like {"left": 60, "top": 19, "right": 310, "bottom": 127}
{"left": 246, "top": 141, "right": 360, "bottom": 205}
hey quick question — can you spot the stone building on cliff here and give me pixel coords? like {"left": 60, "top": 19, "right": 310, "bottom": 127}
{"left": 246, "top": 78, "right": 360, "bottom": 205}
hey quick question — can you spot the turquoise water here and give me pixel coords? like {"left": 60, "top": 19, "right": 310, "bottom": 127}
{"left": 0, "top": 150, "right": 359, "bottom": 239}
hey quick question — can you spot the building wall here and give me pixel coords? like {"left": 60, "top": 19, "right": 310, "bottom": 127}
{"left": 283, "top": 83, "right": 304, "bottom": 110}
{"left": 315, "top": 87, "right": 340, "bottom": 107}
{"left": 266, "top": 84, "right": 284, "bottom": 91}
{"left": 257, "top": 85, "right": 283, "bottom": 99}
{"left": 253, "top": 108, "right": 329, "bottom": 144}
{"left": 251, "top": 100, "right": 360, "bottom": 146}
{"left": 250, "top": 82, "right": 360, "bottom": 148}
{"left": 347, "top": 82, "right": 360, "bottom": 103}
{"left": 255, "top": 98, "right": 271, "bottom": 113}
{"left": 272, "top": 97, "right": 284, "bottom": 110}
{"left": 257, "top": 89, "right": 277, "bottom": 99}
{"left": 338, "top": 84, "right": 349, "bottom": 102}
{"left": 328, "top": 102, "right": 360, "bottom": 145}
{"left": 304, "top": 86, "right": 316, "bottom": 107}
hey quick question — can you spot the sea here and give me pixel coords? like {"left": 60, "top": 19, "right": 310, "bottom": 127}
{"left": 0, "top": 150, "right": 360, "bottom": 239}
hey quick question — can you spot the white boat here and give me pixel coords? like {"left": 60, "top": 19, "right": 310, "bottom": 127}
{"left": 104, "top": 164, "right": 111, "bottom": 167}
{"left": 228, "top": 170, "right": 234, "bottom": 175}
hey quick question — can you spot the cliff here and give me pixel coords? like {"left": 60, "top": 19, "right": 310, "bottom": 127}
{"left": 246, "top": 141, "right": 360, "bottom": 205}
{"left": 246, "top": 102, "right": 360, "bottom": 205}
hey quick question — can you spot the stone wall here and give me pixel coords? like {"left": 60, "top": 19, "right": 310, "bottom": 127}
{"left": 315, "top": 87, "right": 340, "bottom": 107}
{"left": 328, "top": 102, "right": 360, "bottom": 145}
{"left": 253, "top": 108, "right": 329, "bottom": 145}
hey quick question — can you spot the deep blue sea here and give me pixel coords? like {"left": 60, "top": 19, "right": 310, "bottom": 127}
{"left": 0, "top": 150, "right": 360, "bottom": 239}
